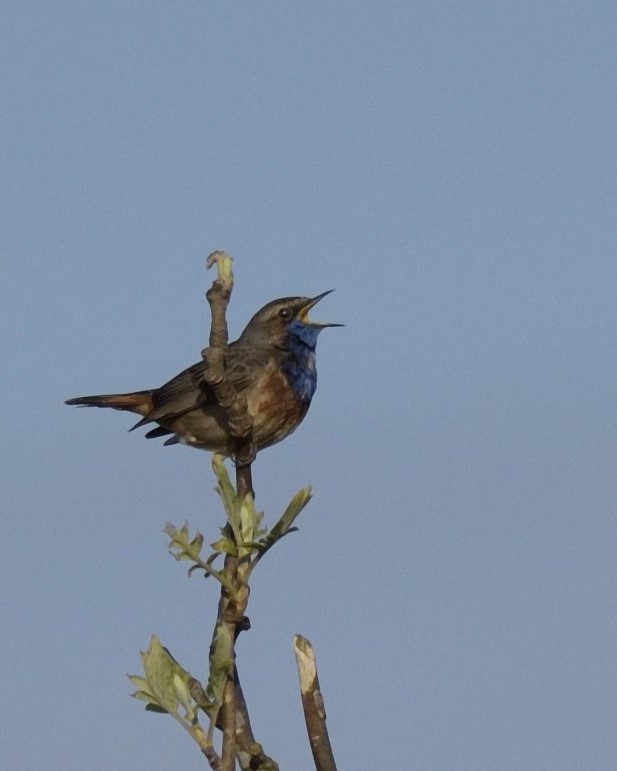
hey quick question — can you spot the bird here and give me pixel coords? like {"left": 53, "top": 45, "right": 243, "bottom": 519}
{"left": 65, "top": 291, "right": 341, "bottom": 459}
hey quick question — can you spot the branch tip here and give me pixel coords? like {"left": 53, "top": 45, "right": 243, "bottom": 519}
{"left": 293, "top": 635, "right": 337, "bottom": 771}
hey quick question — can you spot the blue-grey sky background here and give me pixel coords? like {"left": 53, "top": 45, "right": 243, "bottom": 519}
{"left": 3, "top": 3, "right": 617, "bottom": 769}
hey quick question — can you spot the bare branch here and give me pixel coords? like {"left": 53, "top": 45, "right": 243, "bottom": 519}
{"left": 294, "top": 635, "right": 337, "bottom": 771}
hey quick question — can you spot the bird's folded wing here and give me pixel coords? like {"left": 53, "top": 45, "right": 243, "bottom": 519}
{"left": 135, "top": 345, "right": 272, "bottom": 427}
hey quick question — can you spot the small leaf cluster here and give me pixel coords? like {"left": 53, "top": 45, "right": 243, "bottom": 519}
{"left": 165, "top": 454, "right": 312, "bottom": 587}
{"left": 129, "top": 636, "right": 211, "bottom": 751}
{"left": 130, "top": 455, "right": 313, "bottom": 758}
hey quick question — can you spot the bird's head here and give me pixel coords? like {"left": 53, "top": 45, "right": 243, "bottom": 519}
{"left": 238, "top": 291, "right": 342, "bottom": 350}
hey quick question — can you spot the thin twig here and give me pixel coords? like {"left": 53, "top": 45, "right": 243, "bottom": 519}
{"left": 294, "top": 635, "right": 337, "bottom": 771}
{"left": 203, "top": 746, "right": 223, "bottom": 771}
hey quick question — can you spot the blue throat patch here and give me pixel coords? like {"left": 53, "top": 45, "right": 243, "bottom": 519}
{"left": 282, "top": 321, "right": 321, "bottom": 401}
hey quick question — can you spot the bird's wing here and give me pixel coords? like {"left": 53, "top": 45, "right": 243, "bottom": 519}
{"left": 134, "top": 345, "right": 272, "bottom": 427}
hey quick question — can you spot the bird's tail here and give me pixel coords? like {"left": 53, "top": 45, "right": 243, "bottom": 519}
{"left": 65, "top": 390, "right": 153, "bottom": 416}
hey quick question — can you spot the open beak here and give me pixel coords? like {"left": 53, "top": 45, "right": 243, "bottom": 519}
{"left": 298, "top": 290, "right": 344, "bottom": 327}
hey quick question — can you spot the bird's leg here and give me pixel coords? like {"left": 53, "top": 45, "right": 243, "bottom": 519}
{"left": 235, "top": 457, "right": 254, "bottom": 498}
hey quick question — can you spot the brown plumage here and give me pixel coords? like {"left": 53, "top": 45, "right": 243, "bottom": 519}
{"left": 66, "top": 293, "right": 341, "bottom": 457}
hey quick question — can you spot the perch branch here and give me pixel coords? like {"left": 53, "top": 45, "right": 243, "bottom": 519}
{"left": 201, "top": 250, "right": 254, "bottom": 464}
{"left": 202, "top": 252, "right": 275, "bottom": 770}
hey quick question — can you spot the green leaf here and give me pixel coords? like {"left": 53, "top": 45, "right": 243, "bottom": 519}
{"left": 163, "top": 522, "right": 179, "bottom": 539}
{"left": 131, "top": 689, "right": 156, "bottom": 703}
{"left": 145, "top": 703, "right": 169, "bottom": 714}
{"left": 252, "top": 508, "right": 267, "bottom": 539}
{"left": 140, "top": 636, "right": 183, "bottom": 714}
{"left": 189, "top": 531, "right": 204, "bottom": 554}
{"left": 132, "top": 636, "right": 200, "bottom": 723}
{"left": 255, "top": 486, "right": 312, "bottom": 559}
{"left": 239, "top": 540, "right": 266, "bottom": 552}
{"left": 127, "top": 674, "right": 149, "bottom": 690}
{"left": 173, "top": 672, "right": 193, "bottom": 714}
{"left": 277, "top": 486, "right": 312, "bottom": 531}
{"left": 210, "top": 537, "right": 237, "bottom": 556}
{"left": 239, "top": 494, "right": 257, "bottom": 544}
{"left": 212, "top": 456, "right": 238, "bottom": 520}
{"left": 171, "top": 551, "right": 193, "bottom": 562}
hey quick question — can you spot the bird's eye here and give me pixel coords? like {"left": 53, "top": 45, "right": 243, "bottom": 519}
{"left": 278, "top": 307, "right": 292, "bottom": 319}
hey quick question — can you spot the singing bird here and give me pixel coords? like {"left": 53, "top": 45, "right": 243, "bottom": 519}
{"left": 65, "top": 292, "right": 341, "bottom": 458}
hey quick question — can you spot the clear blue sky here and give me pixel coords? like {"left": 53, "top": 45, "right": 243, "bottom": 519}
{"left": 3, "top": 2, "right": 617, "bottom": 769}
